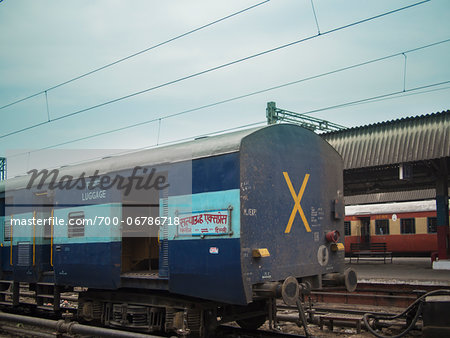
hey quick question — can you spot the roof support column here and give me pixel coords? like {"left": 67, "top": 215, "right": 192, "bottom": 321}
{"left": 435, "top": 158, "right": 449, "bottom": 260}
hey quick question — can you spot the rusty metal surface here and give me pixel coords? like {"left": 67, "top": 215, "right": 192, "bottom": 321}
{"left": 307, "top": 283, "right": 444, "bottom": 308}
{"left": 323, "top": 110, "right": 450, "bottom": 169}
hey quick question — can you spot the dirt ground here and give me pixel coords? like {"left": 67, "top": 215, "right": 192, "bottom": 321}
{"left": 259, "top": 302, "right": 424, "bottom": 338}
{"left": 272, "top": 321, "right": 423, "bottom": 337}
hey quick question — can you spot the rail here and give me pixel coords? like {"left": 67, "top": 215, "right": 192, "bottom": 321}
{"left": 0, "top": 312, "right": 161, "bottom": 338}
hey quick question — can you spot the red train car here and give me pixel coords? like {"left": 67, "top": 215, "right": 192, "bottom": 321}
{"left": 344, "top": 200, "right": 449, "bottom": 256}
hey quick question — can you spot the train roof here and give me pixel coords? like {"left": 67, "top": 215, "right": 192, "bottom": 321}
{"left": 1, "top": 126, "right": 263, "bottom": 192}
{"left": 345, "top": 200, "right": 441, "bottom": 216}
{"left": 1, "top": 124, "right": 330, "bottom": 192}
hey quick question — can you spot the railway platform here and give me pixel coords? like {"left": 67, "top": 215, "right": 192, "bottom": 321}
{"left": 346, "top": 257, "right": 450, "bottom": 286}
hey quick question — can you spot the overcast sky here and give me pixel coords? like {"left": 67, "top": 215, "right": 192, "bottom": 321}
{"left": 1, "top": 0, "right": 449, "bottom": 176}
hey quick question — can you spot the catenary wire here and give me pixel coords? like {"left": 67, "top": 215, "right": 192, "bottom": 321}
{"left": 7, "top": 80, "right": 449, "bottom": 163}
{"left": 1, "top": 38, "right": 447, "bottom": 142}
{"left": 9, "top": 75, "right": 449, "bottom": 175}
{"left": 343, "top": 84, "right": 450, "bottom": 106}
{"left": 310, "top": 0, "right": 321, "bottom": 34}
{"left": 0, "top": 0, "right": 431, "bottom": 139}
{"left": 0, "top": 0, "right": 270, "bottom": 111}
{"left": 300, "top": 80, "right": 450, "bottom": 115}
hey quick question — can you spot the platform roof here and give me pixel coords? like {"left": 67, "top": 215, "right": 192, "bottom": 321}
{"left": 323, "top": 110, "right": 449, "bottom": 170}
{"left": 322, "top": 110, "right": 450, "bottom": 198}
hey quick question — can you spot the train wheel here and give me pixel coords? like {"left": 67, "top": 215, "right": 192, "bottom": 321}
{"left": 236, "top": 315, "right": 267, "bottom": 330}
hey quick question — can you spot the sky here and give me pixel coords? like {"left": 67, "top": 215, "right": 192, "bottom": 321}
{"left": 0, "top": 0, "right": 449, "bottom": 177}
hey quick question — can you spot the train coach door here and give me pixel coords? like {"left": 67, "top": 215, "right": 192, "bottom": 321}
{"left": 36, "top": 192, "right": 54, "bottom": 273}
{"left": 359, "top": 217, "right": 371, "bottom": 247}
{"left": 121, "top": 174, "right": 161, "bottom": 275}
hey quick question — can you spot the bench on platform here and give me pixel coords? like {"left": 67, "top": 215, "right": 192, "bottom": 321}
{"left": 350, "top": 242, "right": 393, "bottom": 264}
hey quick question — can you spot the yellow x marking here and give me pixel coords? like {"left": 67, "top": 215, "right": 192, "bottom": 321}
{"left": 283, "top": 172, "right": 311, "bottom": 233}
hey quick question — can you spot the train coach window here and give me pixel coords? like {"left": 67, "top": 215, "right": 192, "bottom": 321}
{"left": 427, "top": 217, "right": 437, "bottom": 234}
{"left": 68, "top": 211, "right": 85, "bottom": 238}
{"left": 400, "top": 218, "right": 415, "bottom": 234}
{"left": 344, "top": 221, "right": 351, "bottom": 236}
{"left": 375, "top": 220, "right": 389, "bottom": 235}
{"left": 3, "top": 219, "right": 11, "bottom": 241}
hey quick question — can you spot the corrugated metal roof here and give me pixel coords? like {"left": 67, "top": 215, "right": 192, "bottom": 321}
{"left": 323, "top": 110, "right": 450, "bottom": 169}
{"left": 345, "top": 199, "right": 441, "bottom": 216}
{"left": 344, "top": 188, "right": 447, "bottom": 205}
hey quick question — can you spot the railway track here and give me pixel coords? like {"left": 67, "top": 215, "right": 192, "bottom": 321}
{"left": 0, "top": 314, "right": 307, "bottom": 338}
{"left": 0, "top": 283, "right": 448, "bottom": 337}
{"left": 216, "top": 325, "right": 306, "bottom": 338}
{"left": 0, "top": 312, "right": 160, "bottom": 337}
{"left": 308, "top": 282, "right": 442, "bottom": 307}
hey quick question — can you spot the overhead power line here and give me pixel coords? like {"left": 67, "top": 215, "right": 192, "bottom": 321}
{"left": 1, "top": 38, "right": 447, "bottom": 144}
{"left": 301, "top": 80, "right": 450, "bottom": 115}
{"left": 7, "top": 80, "right": 449, "bottom": 161}
{"left": 344, "top": 84, "right": 450, "bottom": 106}
{"left": 2, "top": 38, "right": 448, "bottom": 159}
{"left": 310, "top": 0, "right": 321, "bottom": 34}
{"left": 0, "top": 0, "right": 270, "bottom": 111}
{"left": 0, "top": 0, "right": 431, "bottom": 139}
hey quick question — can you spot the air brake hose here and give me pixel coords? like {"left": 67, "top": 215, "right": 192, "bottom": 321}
{"left": 363, "top": 289, "right": 450, "bottom": 338}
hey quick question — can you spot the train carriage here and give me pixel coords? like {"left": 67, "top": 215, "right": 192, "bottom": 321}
{"left": 0, "top": 124, "right": 352, "bottom": 336}
{"left": 344, "top": 200, "right": 449, "bottom": 256}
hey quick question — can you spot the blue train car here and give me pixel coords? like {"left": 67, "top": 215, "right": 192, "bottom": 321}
{"left": 0, "top": 124, "right": 352, "bottom": 335}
